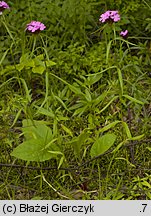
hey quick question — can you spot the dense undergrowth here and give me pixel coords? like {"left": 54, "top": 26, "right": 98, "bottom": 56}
{"left": 0, "top": 0, "right": 151, "bottom": 200}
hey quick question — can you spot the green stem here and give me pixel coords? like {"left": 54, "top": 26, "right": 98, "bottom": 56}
{"left": 31, "top": 35, "right": 37, "bottom": 56}
{"left": 1, "top": 14, "right": 14, "bottom": 42}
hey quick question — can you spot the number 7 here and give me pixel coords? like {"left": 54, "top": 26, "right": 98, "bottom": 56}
{"left": 142, "top": 204, "right": 147, "bottom": 212}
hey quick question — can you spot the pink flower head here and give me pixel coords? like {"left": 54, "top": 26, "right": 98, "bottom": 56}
{"left": 0, "top": 1, "right": 10, "bottom": 15}
{"left": 26, "top": 21, "right": 46, "bottom": 33}
{"left": 99, "top": 10, "right": 120, "bottom": 23}
{"left": 120, "top": 30, "right": 128, "bottom": 38}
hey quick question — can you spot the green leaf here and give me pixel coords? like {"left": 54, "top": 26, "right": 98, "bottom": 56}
{"left": 0, "top": 65, "right": 15, "bottom": 75}
{"left": 26, "top": 59, "right": 35, "bottom": 67}
{"left": 11, "top": 119, "right": 61, "bottom": 162}
{"left": 147, "top": 147, "right": 151, "bottom": 152}
{"left": 93, "top": 91, "right": 108, "bottom": 107}
{"left": 69, "top": 103, "right": 84, "bottom": 111}
{"left": 34, "top": 106, "right": 55, "bottom": 118}
{"left": 47, "top": 151, "right": 65, "bottom": 169}
{"left": 90, "top": 133, "right": 116, "bottom": 158}
{"left": 20, "top": 54, "right": 35, "bottom": 67}
{"left": 69, "top": 129, "right": 90, "bottom": 159}
{"left": 20, "top": 78, "right": 32, "bottom": 103}
{"left": 34, "top": 57, "right": 45, "bottom": 67}
{"left": 11, "top": 138, "right": 58, "bottom": 162}
{"left": 128, "top": 134, "right": 144, "bottom": 141}
{"left": 84, "top": 88, "right": 92, "bottom": 102}
{"left": 141, "top": 181, "right": 151, "bottom": 188}
{"left": 11, "top": 108, "right": 23, "bottom": 127}
{"left": 99, "top": 121, "right": 121, "bottom": 133}
{"left": 123, "top": 94, "right": 144, "bottom": 105}
{"left": 32, "top": 66, "right": 45, "bottom": 74}
{"left": 106, "top": 40, "right": 112, "bottom": 64}
{"left": 97, "top": 96, "right": 118, "bottom": 114}
{"left": 58, "top": 156, "right": 65, "bottom": 169}
{"left": 45, "top": 60, "right": 56, "bottom": 67}
{"left": 117, "top": 68, "right": 123, "bottom": 95}
{"left": 54, "top": 95, "right": 70, "bottom": 112}
{"left": 68, "top": 84, "right": 83, "bottom": 95}
{"left": 31, "top": 196, "right": 43, "bottom": 200}
{"left": 36, "top": 54, "right": 44, "bottom": 60}
{"left": 20, "top": 53, "right": 30, "bottom": 63}
{"left": 86, "top": 73, "right": 102, "bottom": 86}
{"left": 22, "top": 119, "right": 52, "bottom": 142}
{"left": 73, "top": 105, "right": 88, "bottom": 116}
{"left": 112, "top": 140, "right": 127, "bottom": 154}
{"left": 122, "top": 122, "right": 132, "bottom": 139}
{"left": 16, "top": 63, "right": 24, "bottom": 72}
{"left": 61, "top": 124, "right": 73, "bottom": 137}
{"left": 0, "top": 49, "right": 9, "bottom": 65}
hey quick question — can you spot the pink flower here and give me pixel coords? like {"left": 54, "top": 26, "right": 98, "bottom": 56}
{"left": 99, "top": 10, "right": 120, "bottom": 23}
{"left": 26, "top": 21, "right": 46, "bottom": 33}
{"left": 0, "top": 1, "right": 9, "bottom": 15}
{"left": 120, "top": 30, "right": 128, "bottom": 38}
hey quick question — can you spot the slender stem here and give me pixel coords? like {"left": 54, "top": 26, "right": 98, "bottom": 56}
{"left": 31, "top": 35, "right": 37, "bottom": 56}
{"left": 1, "top": 14, "right": 14, "bottom": 42}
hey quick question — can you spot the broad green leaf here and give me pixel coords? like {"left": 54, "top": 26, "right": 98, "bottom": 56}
{"left": 0, "top": 65, "right": 15, "bottom": 75}
{"left": 90, "top": 133, "right": 116, "bottom": 158}
{"left": 11, "top": 138, "right": 59, "bottom": 162}
{"left": 22, "top": 119, "right": 52, "bottom": 142}
{"left": 16, "top": 63, "right": 24, "bottom": 72}
{"left": 26, "top": 59, "right": 35, "bottom": 67}
{"left": 46, "top": 60, "right": 56, "bottom": 67}
{"left": 34, "top": 57, "right": 45, "bottom": 67}
{"left": 36, "top": 54, "right": 44, "bottom": 60}
{"left": 32, "top": 66, "right": 45, "bottom": 74}
{"left": 20, "top": 54, "right": 35, "bottom": 67}
{"left": 11, "top": 119, "right": 61, "bottom": 162}
{"left": 44, "top": 138, "right": 58, "bottom": 149}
